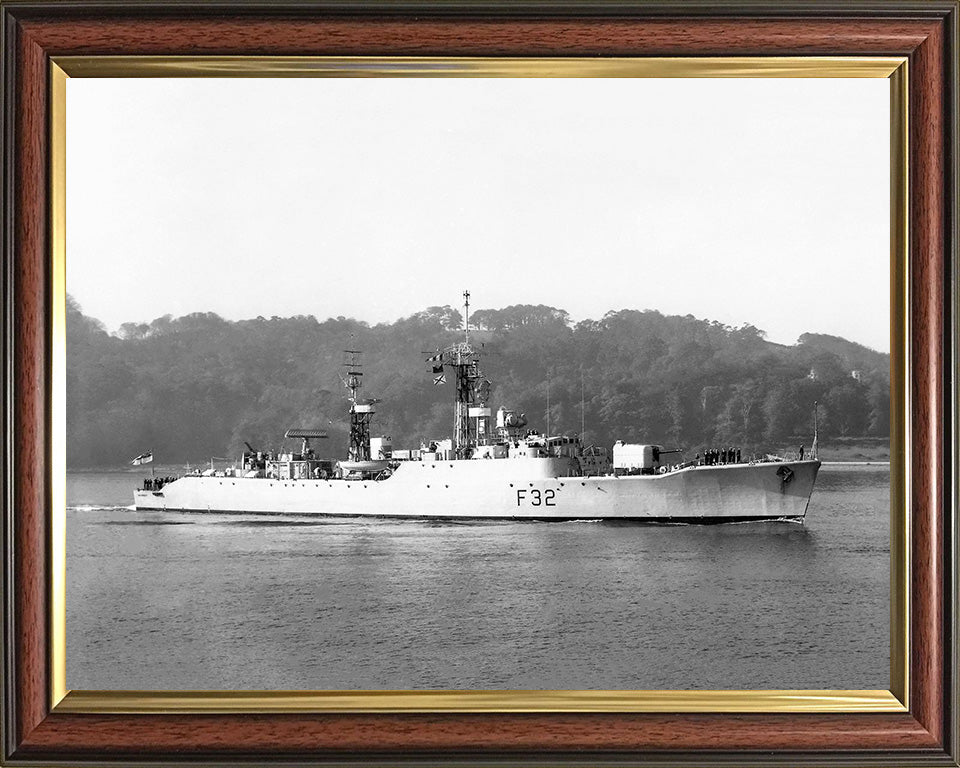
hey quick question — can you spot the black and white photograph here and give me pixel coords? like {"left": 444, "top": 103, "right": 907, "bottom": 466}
{"left": 65, "top": 74, "right": 891, "bottom": 692}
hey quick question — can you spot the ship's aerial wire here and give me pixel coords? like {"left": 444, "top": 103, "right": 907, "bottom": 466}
{"left": 580, "top": 367, "right": 585, "bottom": 444}
{"left": 546, "top": 369, "right": 551, "bottom": 439}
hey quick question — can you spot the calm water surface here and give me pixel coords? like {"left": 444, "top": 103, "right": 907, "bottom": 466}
{"left": 67, "top": 464, "right": 889, "bottom": 690}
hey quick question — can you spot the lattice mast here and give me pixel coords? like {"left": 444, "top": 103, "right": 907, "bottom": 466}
{"left": 427, "top": 291, "right": 491, "bottom": 458}
{"left": 343, "top": 350, "right": 375, "bottom": 462}
{"left": 452, "top": 291, "right": 475, "bottom": 454}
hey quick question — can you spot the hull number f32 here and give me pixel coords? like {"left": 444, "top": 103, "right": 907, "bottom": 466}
{"left": 517, "top": 489, "right": 557, "bottom": 507}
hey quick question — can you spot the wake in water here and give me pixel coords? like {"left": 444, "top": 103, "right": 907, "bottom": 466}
{"left": 69, "top": 504, "right": 135, "bottom": 512}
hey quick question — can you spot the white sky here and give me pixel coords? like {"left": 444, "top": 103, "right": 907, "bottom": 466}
{"left": 66, "top": 77, "right": 890, "bottom": 351}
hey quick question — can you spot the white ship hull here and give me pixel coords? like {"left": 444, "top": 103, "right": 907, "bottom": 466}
{"left": 134, "top": 458, "right": 821, "bottom": 522}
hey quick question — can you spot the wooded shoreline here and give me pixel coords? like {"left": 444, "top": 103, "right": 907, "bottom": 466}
{"left": 67, "top": 297, "right": 891, "bottom": 469}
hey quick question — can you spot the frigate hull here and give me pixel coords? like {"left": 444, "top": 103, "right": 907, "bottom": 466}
{"left": 134, "top": 458, "right": 820, "bottom": 521}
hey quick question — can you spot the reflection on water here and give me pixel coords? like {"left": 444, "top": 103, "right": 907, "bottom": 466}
{"left": 66, "top": 465, "right": 889, "bottom": 691}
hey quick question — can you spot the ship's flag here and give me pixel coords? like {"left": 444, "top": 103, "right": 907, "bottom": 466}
{"left": 433, "top": 374, "right": 446, "bottom": 386}
{"left": 432, "top": 364, "right": 444, "bottom": 374}
{"left": 426, "top": 351, "right": 443, "bottom": 362}
{"left": 131, "top": 452, "right": 153, "bottom": 466}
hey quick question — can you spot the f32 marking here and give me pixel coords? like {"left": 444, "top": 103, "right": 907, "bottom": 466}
{"left": 516, "top": 489, "right": 556, "bottom": 507}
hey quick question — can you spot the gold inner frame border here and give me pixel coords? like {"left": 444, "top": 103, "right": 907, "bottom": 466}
{"left": 48, "top": 55, "right": 910, "bottom": 715}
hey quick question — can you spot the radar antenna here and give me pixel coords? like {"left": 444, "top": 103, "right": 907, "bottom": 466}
{"left": 343, "top": 349, "right": 363, "bottom": 404}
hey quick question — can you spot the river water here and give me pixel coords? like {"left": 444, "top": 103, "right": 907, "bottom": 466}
{"left": 66, "top": 464, "right": 889, "bottom": 690}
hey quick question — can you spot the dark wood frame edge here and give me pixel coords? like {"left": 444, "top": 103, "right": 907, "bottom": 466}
{"left": 1, "top": 2, "right": 957, "bottom": 765}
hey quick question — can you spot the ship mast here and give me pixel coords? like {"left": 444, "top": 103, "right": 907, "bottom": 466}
{"left": 343, "top": 350, "right": 376, "bottom": 462}
{"left": 426, "top": 290, "right": 490, "bottom": 459}
{"left": 453, "top": 290, "right": 475, "bottom": 456}
{"left": 812, "top": 399, "right": 819, "bottom": 460}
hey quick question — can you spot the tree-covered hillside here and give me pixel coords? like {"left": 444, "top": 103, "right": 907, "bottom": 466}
{"left": 67, "top": 296, "right": 890, "bottom": 468}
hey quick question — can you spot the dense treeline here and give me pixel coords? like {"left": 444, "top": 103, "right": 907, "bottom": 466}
{"left": 67, "top": 295, "right": 889, "bottom": 468}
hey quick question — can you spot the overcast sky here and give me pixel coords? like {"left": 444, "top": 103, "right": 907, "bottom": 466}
{"left": 66, "top": 77, "right": 890, "bottom": 351}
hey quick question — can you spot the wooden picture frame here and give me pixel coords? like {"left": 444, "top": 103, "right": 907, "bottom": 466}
{"left": 2, "top": 1, "right": 956, "bottom": 765}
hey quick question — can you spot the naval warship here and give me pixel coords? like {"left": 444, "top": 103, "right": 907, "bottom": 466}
{"left": 134, "top": 292, "right": 821, "bottom": 522}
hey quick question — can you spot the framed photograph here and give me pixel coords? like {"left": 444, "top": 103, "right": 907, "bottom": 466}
{"left": 2, "top": 2, "right": 956, "bottom": 766}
